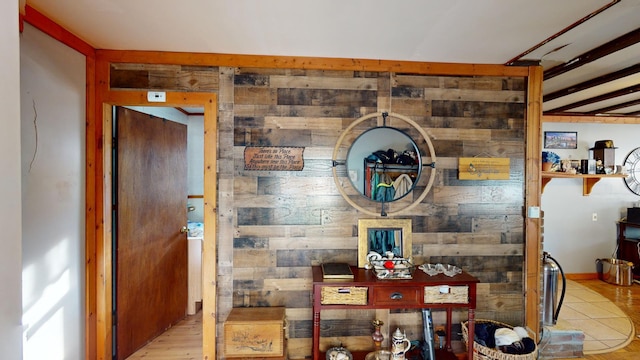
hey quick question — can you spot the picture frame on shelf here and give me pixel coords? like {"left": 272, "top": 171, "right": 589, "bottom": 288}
{"left": 544, "top": 131, "right": 577, "bottom": 149}
{"left": 357, "top": 218, "right": 412, "bottom": 268}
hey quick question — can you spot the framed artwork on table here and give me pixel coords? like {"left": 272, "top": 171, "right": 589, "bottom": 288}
{"left": 357, "top": 218, "right": 412, "bottom": 268}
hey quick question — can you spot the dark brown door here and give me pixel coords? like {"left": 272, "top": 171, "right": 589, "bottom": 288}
{"left": 115, "top": 107, "right": 188, "bottom": 359}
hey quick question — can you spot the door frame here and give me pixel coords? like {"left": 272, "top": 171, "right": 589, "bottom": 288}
{"left": 90, "top": 90, "right": 217, "bottom": 360}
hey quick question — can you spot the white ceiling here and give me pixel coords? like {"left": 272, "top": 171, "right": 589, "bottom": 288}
{"left": 29, "top": 0, "right": 640, "bottom": 117}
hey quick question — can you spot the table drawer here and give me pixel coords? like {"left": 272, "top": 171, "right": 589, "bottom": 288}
{"left": 373, "top": 286, "right": 422, "bottom": 306}
{"left": 424, "top": 285, "right": 469, "bottom": 304}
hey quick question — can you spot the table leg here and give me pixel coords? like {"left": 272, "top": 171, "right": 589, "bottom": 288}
{"left": 445, "top": 308, "right": 452, "bottom": 352}
{"left": 313, "top": 310, "right": 320, "bottom": 360}
{"left": 467, "top": 308, "right": 475, "bottom": 360}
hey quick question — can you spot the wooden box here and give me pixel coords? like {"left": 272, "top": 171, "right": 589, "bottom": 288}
{"left": 224, "top": 307, "right": 286, "bottom": 358}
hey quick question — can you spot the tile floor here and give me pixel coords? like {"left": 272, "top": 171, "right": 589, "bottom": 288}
{"left": 557, "top": 280, "right": 635, "bottom": 354}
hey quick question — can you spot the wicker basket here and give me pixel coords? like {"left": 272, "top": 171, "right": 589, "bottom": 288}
{"left": 424, "top": 285, "right": 468, "bottom": 304}
{"left": 321, "top": 286, "right": 368, "bottom": 305}
{"left": 461, "top": 320, "right": 538, "bottom": 360}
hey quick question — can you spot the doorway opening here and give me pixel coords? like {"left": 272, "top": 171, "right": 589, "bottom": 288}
{"left": 94, "top": 91, "right": 217, "bottom": 360}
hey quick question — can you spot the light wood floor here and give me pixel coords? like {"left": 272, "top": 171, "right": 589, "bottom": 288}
{"left": 125, "top": 312, "right": 202, "bottom": 360}
{"left": 124, "top": 280, "right": 640, "bottom": 360}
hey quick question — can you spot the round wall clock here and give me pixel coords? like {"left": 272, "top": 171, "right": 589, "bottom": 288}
{"left": 623, "top": 147, "right": 640, "bottom": 196}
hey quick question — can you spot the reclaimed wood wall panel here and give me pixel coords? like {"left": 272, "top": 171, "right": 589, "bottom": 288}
{"left": 110, "top": 65, "right": 526, "bottom": 359}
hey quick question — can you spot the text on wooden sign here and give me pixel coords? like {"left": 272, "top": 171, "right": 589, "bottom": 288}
{"left": 244, "top": 146, "right": 305, "bottom": 171}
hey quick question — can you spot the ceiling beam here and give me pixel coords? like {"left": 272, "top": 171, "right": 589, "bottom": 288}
{"left": 545, "top": 83, "right": 640, "bottom": 113}
{"left": 585, "top": 97, "right": 640, "bottom": 115}
{"left": 544, "top": 27, "right": 640, "bottom": 80}
{"left": 543, "top": 63, "right": 640, "bottom": 102}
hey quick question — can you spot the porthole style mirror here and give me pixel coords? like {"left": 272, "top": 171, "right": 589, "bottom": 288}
{"left": 332, "top": 112, "right": 437, "bottom": 217}
{"left": 346, "top": 127, "right": 421, "bottom": 202}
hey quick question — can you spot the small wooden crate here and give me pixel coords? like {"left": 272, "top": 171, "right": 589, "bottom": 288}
{"left": 321, "top": 286, "right": 368, "bottom": 305}
{"left": 224, "top": 307, "right": 286, "bottom": 358}
{"left": 424, "top": 285, "right": 468, "bottom": 304}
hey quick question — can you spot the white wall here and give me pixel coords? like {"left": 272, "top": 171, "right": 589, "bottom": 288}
{"left": 20, "top": 23, "right": 86, "bottom": 359}
{"left": 187, "top": 115, "right": 204, "bottom": 222}
{"left": 542, "top": 122, "right": 640, "bottom": 274}
{"left": 0, "top": 1, "right": 24, "bottom": 359}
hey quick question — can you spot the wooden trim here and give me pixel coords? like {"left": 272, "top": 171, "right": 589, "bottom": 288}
{"left": 22, "top": 5, "right": 95, "bottom": 57}
{"left": 202, "top": 98, "right": 218, "bottom": 360}
{"left": 565, "top": 273, "right": 599, "bottom": 280}
{"left": 94, "top": 57, "right": 110, "bottom": 360}
{"left": 543, "top": 114, "right": 640, "bottom": 124}
{"left": 93, "top": 81, "right": 218, "bottom": 359}
{"left": 85, "top": 55, "right": 97, "bottom": 360}
{"left": 524, "top": 66, "right": 543, "bottom": 341}
{"left": 96, "top": 49, "right": 530, "bottom": 77}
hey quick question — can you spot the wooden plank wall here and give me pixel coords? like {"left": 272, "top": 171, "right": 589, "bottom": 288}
{"left": 111, "top": 64, "right": 526, "bottom": 359}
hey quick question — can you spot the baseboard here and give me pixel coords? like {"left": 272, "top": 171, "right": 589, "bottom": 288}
{"left": 565, "top": 273, "right": 599, "bottom": 280}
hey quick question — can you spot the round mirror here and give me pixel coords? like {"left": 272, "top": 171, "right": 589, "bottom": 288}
{"left": 346, "top": 127, "right": 421, "bottom": 202}
{"left": 332, "top": 112, "right": 437, "bottom": 217}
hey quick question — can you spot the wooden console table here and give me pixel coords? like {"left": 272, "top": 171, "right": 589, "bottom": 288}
{"left": 312, "top": 265, "right": 479, "bottom": 360}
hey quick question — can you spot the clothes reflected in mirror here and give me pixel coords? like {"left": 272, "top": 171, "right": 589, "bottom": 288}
{"left": 368, "top": 228, "right": 403, "bottom": 258}
{"left": 345, "top": 126, "right": 422, "bottom": 203}
{"left": 365, "top": 148, "right": 419, "bottom": 202}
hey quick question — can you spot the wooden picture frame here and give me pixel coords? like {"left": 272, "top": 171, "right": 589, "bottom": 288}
{"left": 544, "top": 131, "right": 577, "bottom": 149}
{"left": 357, "top": 218, "right": 412, "bottom": 268}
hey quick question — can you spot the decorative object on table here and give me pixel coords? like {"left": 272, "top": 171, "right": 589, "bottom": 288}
{"left": 321, "top": 262, "right": 354, "bottom": 279}
{"left": 623, "top": 147, "right": 640, "bottom": 196}
{"left": 369, "top": 256, "right": 415, "bottom": 279}
{"left": 326, "top": 346, "right": 353, "bottom": 360}
{"left": 358, "top": 218, "right": 412, "bottom": 268}
{"left": 390, "top": 328, "right": 411, "bottom": 360}
{"left": 544, "top": 131, "right": 577, "bottom": 149}
{"left": 371, "top": 319, "right": 384, "bottom": 350}
{"left": 541, "top": 151, "right": 560, "bottom": 172}
{"left": 418, "top": 263, "right": 462, "bottom": 277}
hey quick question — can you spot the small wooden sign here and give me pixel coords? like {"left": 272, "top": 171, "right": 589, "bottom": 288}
{"left": 458, "top": 157, "right": 510, "bottom": 180}
{"left": 244, "top": 146, "right": 304, "bottom": 171}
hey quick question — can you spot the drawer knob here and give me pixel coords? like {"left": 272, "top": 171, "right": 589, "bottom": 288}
{"left": 390, "top": 292, "right": 403, "bottom": 300}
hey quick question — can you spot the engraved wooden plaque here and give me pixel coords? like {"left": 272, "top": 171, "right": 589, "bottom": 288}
{"left": 458, "top": 157, "right": 510, "bottom": 180}
{"left": 244, "top": 146, "right": 304, "bottom": 171}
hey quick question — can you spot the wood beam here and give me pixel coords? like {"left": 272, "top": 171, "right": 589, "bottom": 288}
{"left": 546, "top": 83, "right": 640, "bottom": 113}
{"left": 543, "top": 63, "right": 640, "bottom": 102}
{"left": 22, "top": 5, "right": 95, "bottom": 57}
{"left": 525, "top": 66, "right": 543, "bottom": 341}
{"left": 544, "top": 27, "right": 640, "bottom": 80}
{"left": 543, "top": 114, "right": 640, "bottom": 124}
{"left": 96, "top": 50, "right": 529, "bottom": 77}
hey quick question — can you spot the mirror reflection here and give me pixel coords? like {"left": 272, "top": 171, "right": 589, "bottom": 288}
{"left": 346, "top": 127, "right": 421, "bottom": 202}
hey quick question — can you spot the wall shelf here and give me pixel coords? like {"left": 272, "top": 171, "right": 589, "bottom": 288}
{"left": 541, "top": 172, "right": 627, "bottom": 196}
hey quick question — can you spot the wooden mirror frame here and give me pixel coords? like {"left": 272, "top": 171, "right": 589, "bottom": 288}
{"left": 357, "top": 218, "right": 412, "bottom": 268}
{"left": 332, "top": 112, "right": 437, "bottom": 217}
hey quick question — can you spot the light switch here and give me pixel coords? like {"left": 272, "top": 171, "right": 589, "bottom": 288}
{"left": 527, "top": 206, "right": 540, "bottom": 218}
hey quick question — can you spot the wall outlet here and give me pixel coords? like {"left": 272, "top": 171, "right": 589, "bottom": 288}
{"left": 592, "top": 212, "right": 597, "bottom": 221}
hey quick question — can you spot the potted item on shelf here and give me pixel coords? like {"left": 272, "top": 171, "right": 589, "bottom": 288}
{"left": 542, "top": 151, "right": 560, "bottom": 172}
